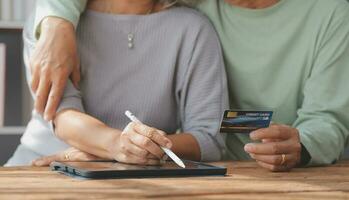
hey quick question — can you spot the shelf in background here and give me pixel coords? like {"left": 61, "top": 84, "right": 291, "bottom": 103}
{"left": 0, "top": 127, "right": 25, "bottom": 135}
{"left": 0, "top": 21, "right": 24, "bottom": 29}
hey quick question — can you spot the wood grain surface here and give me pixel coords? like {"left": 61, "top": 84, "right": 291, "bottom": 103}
{"left": 0, "top": 161, "right": 348, "bottom": 200}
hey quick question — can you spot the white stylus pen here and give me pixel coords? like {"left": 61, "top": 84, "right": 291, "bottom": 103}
{"left": 125, "top": 110, "right": 186, "bottom": 168}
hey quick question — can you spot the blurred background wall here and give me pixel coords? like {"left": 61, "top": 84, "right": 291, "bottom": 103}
{"left": 0, "top": 0, "right": 35, "bottom": 165}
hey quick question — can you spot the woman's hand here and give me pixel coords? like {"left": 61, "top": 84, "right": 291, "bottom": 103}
{"left": 244, "top": 124, "right": 302, "bottom": 172}
{"left": 32, "top": 147, "right": 100, "bottom": 167}
{"left": 108, "top": 122, "right": 173, "bottom": 165}
{"left": 30, "top": 17, "right": 80, "bottom": 121}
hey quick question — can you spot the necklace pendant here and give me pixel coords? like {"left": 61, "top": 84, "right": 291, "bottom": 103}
{"left": 128, "top": 33, "right": 134, "bottom": 49}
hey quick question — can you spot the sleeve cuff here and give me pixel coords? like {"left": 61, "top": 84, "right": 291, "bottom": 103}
{"left": 56, "top": 80, "right": 85, "bottom": 114}
{"left": 56, "top": 96, "right": 85, "bottom": 114}
{"left": 298, "top": 128, "right": 338, "bottom": 167}
{"left": 187, "top": 131, "right": 222, "bottom": 162}
{"left": 34, "top": 0, "right": 87, "bottom": 39}
{"left": 299, "top": 130, "right": 316, "bottom": 166}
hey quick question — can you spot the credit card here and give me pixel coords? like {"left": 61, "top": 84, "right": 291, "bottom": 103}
{"left": 220, "top": 110, "right": 273, "bottom": 134}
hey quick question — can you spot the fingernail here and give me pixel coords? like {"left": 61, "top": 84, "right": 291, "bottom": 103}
{"left": 244, "top": 144, "right": 253, "bottom": 152}
{"left": 166, "top": 142, "right": 172, "bottom": 149}
{"left": 44, "top": 115, "right": 50, "bottom": 122}
{"left": 250, "top": 132, "right": 257, "bottom": 138}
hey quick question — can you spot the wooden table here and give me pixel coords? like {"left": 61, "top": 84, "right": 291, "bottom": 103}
{"left": 0, "top": 161, "right": 348, "bottom": 200}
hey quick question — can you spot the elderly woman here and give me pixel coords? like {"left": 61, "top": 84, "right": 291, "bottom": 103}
{"left": 5, "top": 0, "right": 228, "bottom": 166}
{"left": 9, "top": 0, "right": 349, "bottom": 172}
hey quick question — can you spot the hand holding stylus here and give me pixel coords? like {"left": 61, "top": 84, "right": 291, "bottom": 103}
{"left": 125, "top": 111, "right": 186, "bottom": 168}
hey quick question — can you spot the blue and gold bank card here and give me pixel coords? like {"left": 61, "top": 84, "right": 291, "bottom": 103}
{"left": 220, "top": 110, "right": 273, "bottom": 134}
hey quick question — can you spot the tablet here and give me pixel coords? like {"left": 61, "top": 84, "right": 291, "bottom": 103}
{"left": 51, "top": 161, "right": 227, "bottom": 179}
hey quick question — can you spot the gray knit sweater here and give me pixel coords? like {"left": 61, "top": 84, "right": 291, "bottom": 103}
{"left": 21, "top": 7, "right": 229, "bottom": 162}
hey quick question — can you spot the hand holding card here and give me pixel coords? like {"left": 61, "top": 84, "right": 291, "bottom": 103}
{"left": 244, "top": 124, "right": 302, "bottom": 172}
{"left": 220, "top": 110, "right": 302, "bottom": 172}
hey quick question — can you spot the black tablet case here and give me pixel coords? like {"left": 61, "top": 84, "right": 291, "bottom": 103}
{"left": 51, "top": 160, "right": 227, "bottom": 179}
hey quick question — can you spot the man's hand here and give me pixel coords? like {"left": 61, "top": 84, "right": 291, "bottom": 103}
{"left": 32, "top": 148, "right": 100, "bottom": 167}
{"left": 244, "top": 124, "right": 302, "bottom": 172}
{"left": 30, "top": 17, "right": 79, "bottom": 121}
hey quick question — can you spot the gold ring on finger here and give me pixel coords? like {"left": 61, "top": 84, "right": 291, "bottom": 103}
{"left": 280, "top": 154, "right": 286, "bottom": 165}
{"left": 64, "top": 150, "right": 78, "bottom": 161}
{"left": 146, "top": 128, "right": 154, "bottom": 139}
{"left": 64, "top": 153, "right": 70, "bottom": 161}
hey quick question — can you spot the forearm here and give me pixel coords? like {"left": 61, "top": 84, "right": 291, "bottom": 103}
{"left": 54, "top": 109, "right": 121, "bottom": 160}
{"left": 294, "top": 4, "right": 349, "bottom": 166}
{"left": 167, "top": 133, "right": 201, "bottom": 161}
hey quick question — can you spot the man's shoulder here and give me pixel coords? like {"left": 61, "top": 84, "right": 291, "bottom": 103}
{"left": 306, "top": 0, "right": 349, "bottom": 14}
{"left": 165, "top": 6, "right": 216, "bottom": 32}
{"left": 311, "top": 0, "right": 348, "bottom": 8}
{"left": 308, "top": 0, "right": 349, "bottom": 28}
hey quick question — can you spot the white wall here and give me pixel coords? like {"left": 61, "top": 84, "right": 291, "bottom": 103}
{"left": 0, "top": 0, "right": 36, "bottom": 127}
{"left": 0, "top": 0, "right": 36, "bottom": 22}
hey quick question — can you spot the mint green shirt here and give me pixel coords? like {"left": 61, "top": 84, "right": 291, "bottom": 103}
{"left": 35, "top": 0, "right": 349, "bottom": 166}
